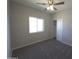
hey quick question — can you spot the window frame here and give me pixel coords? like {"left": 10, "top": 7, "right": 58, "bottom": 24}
{"left": 29, "top": 17, "right": 44, "bottom": 33}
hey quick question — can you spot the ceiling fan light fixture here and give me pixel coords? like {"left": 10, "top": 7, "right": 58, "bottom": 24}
{"left": 47, "top": 7, "right": 50, "bottom": 10}
{"left": 48, "top": 0, "right": 51, "bottom": 4}
{"left": 48, "top": 0, "right": 53, "bottom": 5}
{"left": 46, "top": 5, "right": 54, "bottom": 11}
{"left": 50, "top": 5, "right": 54, "bottom": 10}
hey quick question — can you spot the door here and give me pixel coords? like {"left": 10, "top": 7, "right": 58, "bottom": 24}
{"left": 57, "top": 19, "right": 63, "bottom": 41}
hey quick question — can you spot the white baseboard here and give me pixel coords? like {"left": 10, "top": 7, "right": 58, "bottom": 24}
{"left": 57, "top": 40, "right": 72, "bottom": 46}
{"left": 12, "top": 38, "right": 50, "bottom": 50}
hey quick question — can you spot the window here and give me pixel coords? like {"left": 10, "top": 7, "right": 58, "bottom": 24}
{"left": 29, "top": 17, "right": 44, "bottom": 33}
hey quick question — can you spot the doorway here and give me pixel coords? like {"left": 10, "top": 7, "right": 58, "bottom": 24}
{"left": 53, "top": 20, "right": 57, "bottom": 39}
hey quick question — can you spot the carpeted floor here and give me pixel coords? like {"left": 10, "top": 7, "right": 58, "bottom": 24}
{"left": 12, "top": 39, "right": 72, "bottom": 59}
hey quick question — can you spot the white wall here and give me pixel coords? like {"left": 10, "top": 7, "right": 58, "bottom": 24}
{"left": 51, "top": 9, "right": 72, "bottom": 46}
{"left": 10, "top": 2, "right": 53, "bottom": 49}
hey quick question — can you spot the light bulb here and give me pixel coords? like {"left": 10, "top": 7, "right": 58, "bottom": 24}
{"left": 50, "top": 5, "right": 54, "bottom": 11}
{"left": 46, "top": 5, "right": 54, "bottom": 11}
{"left": 47, "top": 7, "right": 50, "bottom": 10}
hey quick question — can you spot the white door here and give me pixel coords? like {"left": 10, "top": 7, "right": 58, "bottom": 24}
{"left": 57, "top": 19, "right": 63, "bottom": 41}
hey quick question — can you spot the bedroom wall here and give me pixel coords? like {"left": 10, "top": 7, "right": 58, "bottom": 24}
{"left": 10, "top": 2, "right": 54, "bottom": 49}
{"left": 51, "top": 8, "right": 72, "bottom": 46}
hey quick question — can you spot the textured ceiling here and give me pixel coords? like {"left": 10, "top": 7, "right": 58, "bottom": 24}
{"left": 11, "top": 0, "right": 72, "bottom": 14}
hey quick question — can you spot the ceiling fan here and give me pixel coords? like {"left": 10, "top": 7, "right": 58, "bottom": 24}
{"left": 36, "top": 0, "right": 64, "bottom": 11}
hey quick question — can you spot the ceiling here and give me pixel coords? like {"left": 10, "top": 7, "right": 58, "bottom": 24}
{"left": 11, "top": 0, "right": 72, "bottom": 14}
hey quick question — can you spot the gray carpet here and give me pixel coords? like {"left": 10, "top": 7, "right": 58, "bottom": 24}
{"left": 12, "top": 39, "right": 72, "bottom": 59}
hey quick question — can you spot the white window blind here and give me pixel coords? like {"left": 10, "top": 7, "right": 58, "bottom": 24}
{"left": 29, "top": 17, "right": 44, "bottom": 33}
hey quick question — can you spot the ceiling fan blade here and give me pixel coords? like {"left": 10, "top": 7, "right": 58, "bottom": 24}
{"left": 53, "top": 7, "right": 57, "bottom": 10}
{"left": 36, "top": 3, "right": 47, "bottom": 5}
{"left": 54, "top": 2, "right": 64, "bottom": 5}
